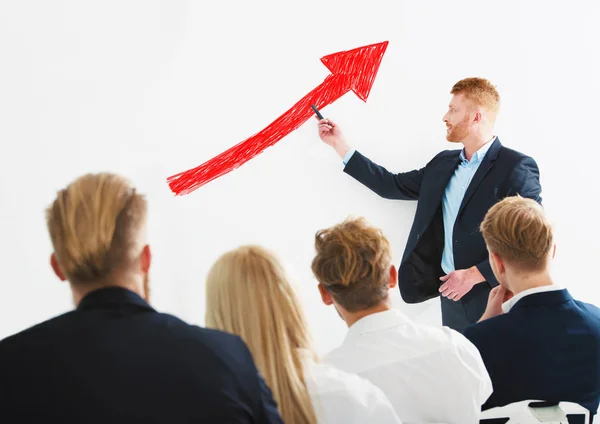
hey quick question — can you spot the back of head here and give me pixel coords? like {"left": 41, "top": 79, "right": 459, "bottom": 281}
{"left": 205, "top": 245, "right": 317, "bottom": 424}
{"left": 451, "top": 77, "right": 500, "bottom": 117}
{"left": 480, "top": 196, "right": 553, "bottom": 272}
{"left": 311, "top": 217, "right": 392, "bottom": 312}
{"left": 46, "top": 173, "right": 147, "bottom": 286}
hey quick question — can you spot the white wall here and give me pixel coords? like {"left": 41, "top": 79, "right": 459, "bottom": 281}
{"left": 0, "top": 0, "right": 598, "bottom": 355}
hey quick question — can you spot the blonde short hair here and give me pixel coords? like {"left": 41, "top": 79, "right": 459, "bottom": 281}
{"left": 311, "top": 217, "right": 392, "bottom": 312}
{"left": 451, "top": 77, "right": 500, "bottom": 113}
{"left": 480, "top": 196, "right": 552, "bottom": 271}
{"left": 46, "top": 173, "right": 147, "bottom": 284}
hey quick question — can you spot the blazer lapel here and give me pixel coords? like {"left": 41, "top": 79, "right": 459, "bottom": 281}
{"left": 457, "top": 138, "right": 502, "bottom": 218}
{"left": 432, "top": 153, "right": 461, "bottom": 205}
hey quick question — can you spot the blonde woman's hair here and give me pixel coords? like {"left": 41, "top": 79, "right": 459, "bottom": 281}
{"left": 46, "top": 173, "right": 147, "bottom": 284}
{"left": 205, "top": 245, "right": 318, "bottom": 424}
{"left": 480, "top": 195, "right": 553, "bottom": 271}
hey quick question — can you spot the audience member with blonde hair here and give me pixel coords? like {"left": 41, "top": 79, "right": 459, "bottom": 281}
{"left": 0, "top": 173, "right": 283, "bottom": 424}
{"left": 316, "top": 77, "right": 542, "bottom": 332}
{"left": 205, "top": 245, "right": 402, "bottom": 424}
{"left": 312, "top": 217, "right": 492, "bottom": 424}
{"left": 463, "top": 196, "right": 600, "bottom": 416}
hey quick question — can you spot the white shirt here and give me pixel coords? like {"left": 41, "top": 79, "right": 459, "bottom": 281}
{"left": 299, "top": 349, "right": 402, "bottom": 423}
{"left": 501, "top": 284, "right": 563, "bottom": 313}
{"left": 322, "top": 309, "right": 493, "bottom": 424}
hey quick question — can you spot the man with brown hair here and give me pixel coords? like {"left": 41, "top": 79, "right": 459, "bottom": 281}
{"left": 463, "top": 196, "right": 600, "bottom": 417}
{"left": 0, "top": 173, "right": 283, "bottom": 424}
{"left": 312, "top": 217, "right": 493, "bottom": 423}
{"left": 316, "top": 77, "right": 542, "bottom": 331}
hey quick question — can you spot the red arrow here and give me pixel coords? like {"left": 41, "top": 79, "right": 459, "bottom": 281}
{"left": 167, "top": 41, "right": 389, "bottom": 196}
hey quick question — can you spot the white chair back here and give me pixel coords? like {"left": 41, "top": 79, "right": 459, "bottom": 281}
{"left": 479, "top": 400, "right": 590, "bottom": 424}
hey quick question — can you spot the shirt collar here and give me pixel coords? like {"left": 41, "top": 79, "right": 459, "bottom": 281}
{"left": 459, "top": 136, "right": 496, "bottom": 164}
{"left": 501, "top": 284, "right": 563, "bottom": 313}
{"left": 345, "top": 309, "right": 412, "bottom": 339}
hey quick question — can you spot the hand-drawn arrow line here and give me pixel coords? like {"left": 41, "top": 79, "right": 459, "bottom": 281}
{"left": 167, "top": 41, "right": 389, "bottom": 196}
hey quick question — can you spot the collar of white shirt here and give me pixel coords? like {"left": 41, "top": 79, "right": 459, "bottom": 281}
{"left": 346, "top": 309, "right": 411, "bottom": 340}
{"left": 501, "top": 284, "right": 563, "bottom": 313}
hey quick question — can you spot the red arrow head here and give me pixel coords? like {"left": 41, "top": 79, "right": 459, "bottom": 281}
{"left": 320, "top": 41, "right": 389, "bottom": 102}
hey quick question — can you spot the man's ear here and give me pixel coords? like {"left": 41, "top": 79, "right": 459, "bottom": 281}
{"left": 551, "top": 243, "right": 556, "bottom": 259}
{"left": 490, "top": 251, "right": 505, "bottom": 275}
{"left": 473, "top": 109, "right": 483, "bottom": 124}
{"left": 317, "top": 284, "right": 334, "bottom": 306}
{"left": 389, "top": 265, "right": 398, "bottom": 289}
{"left": 140, "top": 244, "right": 151, "bottom": 274}
{"left": 50, "top": 253, "right": 67, "bottom": 281}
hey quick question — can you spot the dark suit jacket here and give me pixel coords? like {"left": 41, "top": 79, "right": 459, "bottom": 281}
{"left": 463, "top": 289, "right": 600, "bottom": 416}
{"left": 0, "top": 287, "right": 283, "bottom": 424}
{"left": 344, "top": 138, "right": 542, "bottom": 307}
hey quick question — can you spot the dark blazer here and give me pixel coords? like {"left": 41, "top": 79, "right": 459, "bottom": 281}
{"left": 0, "top": 287, "right": 283, "bottom": 424}
{"left": 344, "top": 138, "right": 542, "bottom": 311}
{"left": 463, "top": 289, "right": 600, "bottom": 417}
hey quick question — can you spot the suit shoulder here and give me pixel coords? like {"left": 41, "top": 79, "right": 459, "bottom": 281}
{"left": 0, "top": 311, "right": 76, "bottom": 348}
{"left": 433, "top": 149, "right": 461, "bottom": 160}
{"left": 157, "top": 312, "right": 245, "bottom": 341}
{"left": 157, "top": 313, "right": 253, "bottom": 359}
{"left": 498, "top": 144, "right": 537, "bottom": 165}
{"left": 463, "top": 314, "right": 516, "bottom": 342}
{"left": 0, "top": 312, "right": 80, "bottom": 369}
{"left": 194, "top": 325, "right": 249, "bottom": 349}
{"left": 574, "top": 300, "right": 600, "bottom": 325}
{"left": 425, "top": 149, "right": 460, "bottom": 167}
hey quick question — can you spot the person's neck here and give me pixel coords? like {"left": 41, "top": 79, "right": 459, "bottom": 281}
{"left": 506, "top": 269, "right": 554, "bottom": 297}
{"left": 342, "top": 299, "right": 393, "bottom": 328}
{"left": 462, "top": 131, "right": 495, "bottom": 161}
{"left": 70, "top": 274, "right": 145, "bottom": 307}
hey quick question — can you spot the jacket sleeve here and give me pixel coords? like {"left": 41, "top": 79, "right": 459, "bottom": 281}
{"left": 476, "top": 258, "right": 499, "bottom": 288}
{"left": 507, "top": 155, "right": 542, "bottom": 204}
{"left": 478, "top": 155, "right": 542, "bottom": 288}
{"left": 343, "top": 150, "right": 426, "bottom": 200}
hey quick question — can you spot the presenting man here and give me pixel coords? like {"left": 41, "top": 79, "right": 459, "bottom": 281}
{"left": 316, "top": 77, "right": 542, "bottom": 331}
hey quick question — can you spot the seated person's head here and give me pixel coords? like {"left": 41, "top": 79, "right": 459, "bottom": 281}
{"left": 204, "top": 245, "right": 317, "bottom": 424}
{"left": 480, "top": 196, "right": 555, "bottom": 293}
{"left": 311, "top": 217, "right": 397, "bottom": 322}
{"left": 46, "top": 173, "right": 151, "bottom": 304}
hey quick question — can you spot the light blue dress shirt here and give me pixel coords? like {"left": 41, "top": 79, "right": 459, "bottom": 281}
{"left": 342, "top": 138, "right": 496, "bottom": 275}
{"left": 441, "top": 138, "right": 495, "bottom": 274}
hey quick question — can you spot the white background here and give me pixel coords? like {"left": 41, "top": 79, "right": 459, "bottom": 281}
{"left": 1, "top": 0, "right": 599, "bottom": 355}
